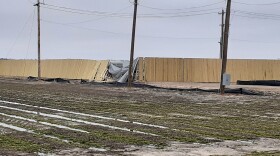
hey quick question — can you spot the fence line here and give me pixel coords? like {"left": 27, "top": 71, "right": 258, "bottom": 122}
{"left": 138, "top": 58, "right": 280, "bottom": 82}
{"left": 0, "top": 59, "right": 108, "bottom": 81}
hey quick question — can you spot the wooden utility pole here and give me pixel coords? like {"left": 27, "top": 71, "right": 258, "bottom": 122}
{"left": 219, "top": 10, "right": 225, "bottom": 59}
{"left": 128, "top": 0, "right": 138, "bottom": 87}
{"left": 220, "top": 0, "right": 231, "bottom": 94}
{"left": 35, "top": 0, "right": 41, "bottom": 80}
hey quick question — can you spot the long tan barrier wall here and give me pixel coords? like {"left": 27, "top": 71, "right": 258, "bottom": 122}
{"left": 0, "top": 59, "right": 109, "bottom": 81}
{"left": 138, "top": 58, "right": 280, "bottom": 83}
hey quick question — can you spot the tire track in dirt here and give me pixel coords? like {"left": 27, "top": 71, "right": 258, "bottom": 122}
{"left": 0, "top": 122, "right": 69, "bottom": 143}
{"left": 0, "top": 103, "right": 159, "bottom": 136}
{"left": 0, "top": 112, "right": 89, "bottom": 133}
{"left": 0, "top": 99, "right": 167, "bottom": 129}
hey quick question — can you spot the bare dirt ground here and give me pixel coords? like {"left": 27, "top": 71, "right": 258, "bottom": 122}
{"left": 0, "top": 78, "right": 280, "bottom": 156}
{"left": 147, "top": 82, "right": 280, "bottom": 95}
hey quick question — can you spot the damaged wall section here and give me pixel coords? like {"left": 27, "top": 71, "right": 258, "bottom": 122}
{"left": 107, "top": 58, "right": 139, "bottom": 83}
{"left": 2, "top": 58, "right": 280, "bottom": 83}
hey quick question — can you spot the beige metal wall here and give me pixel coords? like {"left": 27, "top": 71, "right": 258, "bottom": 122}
{"left": 138, "top": 57, "right": 280, "bottom": 82}
{"left": 2, "top": 58, "right": 279, "bottom": 83}
{"left": 0, "top": 59, "right": 109, "bottom": 81}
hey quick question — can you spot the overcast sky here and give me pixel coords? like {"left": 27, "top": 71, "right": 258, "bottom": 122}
{"left": 1, "top": 0, "right": 280, "bottom": 60}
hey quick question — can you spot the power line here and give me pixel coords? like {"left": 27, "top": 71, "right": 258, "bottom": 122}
{"left": 139, "top": 0, "right": 225, "bottom": 11}
{"left": 43, "top": 3, "right": 132, "bottom": 16}
{"left": 139, "top": 10, "right": 218, "bottom": 18}
{"left": 6, "top": 9, "right": 35, "bottom": 58}
{"left": 230, "top": 9, "right": 280, "bottom": 21}
{"left": 43, "top": 1, "right": 224, "bottom": 14}
{"left": 41, "top": 19, "right": 132, "bottom": 35}
{"left": 138, "top": 7, "right": 221, "bottom": 16}
{"left": 25, "top": 9, "right": 36, "bottom": 59}
{"left": 42, "top": 5, "right": 219, "bottom": 19}
{"left": 42, "top": 6, "right": 219, "bottom": 19}
{"left": 24, "top": 9, "right": 36, "bottom": 74}
{"left": 64, "top": 5, "right": 133, "bottom": 25}
{"left": 39, "top": 2, "right": 280, "bottom": 20}
{"left": 42, "top": 2, "right": 221, "bottom": 17}
{"left": 233, "top": 10, "right": 280, "bottom": 18}
{"left": 137, "top": 35, "right": 218, "bottom": 40}
{"left": 232, "top": 0, "right": 280, "bottom": 6}
{"left": 137, "top": 12, "right": 218, "bottom": 18}
{"left": 39, "top": 4, "right": 280, "bottom": 42}
{"left": 41, "top": 19, "right": 219, "bottom": 40}
{"left": 27, "top": 0, "right": 35, "bottom": 4}
{"left": 41, "top": 6, "right": 132, "bottom": 17}
{"left": 230, "top": 38, "right": 280, "bottom": 44}
{"left": 233, "top": 13, "right": 280, "bottom": 21}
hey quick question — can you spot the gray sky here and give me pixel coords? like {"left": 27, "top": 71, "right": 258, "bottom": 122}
{"left": 1, "top": 0, "right": 280, "bottom": 60}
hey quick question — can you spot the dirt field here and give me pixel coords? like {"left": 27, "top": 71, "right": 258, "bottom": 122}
{"left": 0, "top": 78, "right": 280, "bottom": 155}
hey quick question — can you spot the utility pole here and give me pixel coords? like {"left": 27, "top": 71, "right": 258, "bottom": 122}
{"left": 219, "top": 10, "right": 225, "bottom": 59}
{"left": 128, "top": 0, "right": 138, "bottom": 87}
{"left": 34, "top": 0, "right": 41, "bottom": 80}
{"left": 220, "top": 0, "right": 232, "bottom": 94}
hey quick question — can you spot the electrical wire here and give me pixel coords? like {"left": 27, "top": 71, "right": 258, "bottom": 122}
{"left": 41, "top": 19, "right": 219, "bottom": 40}
{"left": 41, "top": 19, "right": 130, "bottom": 36}
{"left": 233, "top": 14, "right": 280, "bottom": 21}
{"left": 232, "top": 10, "right": 280, "bottom": 21}
{"left": 138, "top": 7, "right": 221, "bottom": 16}
{"left": 233, "top": 10, "right": 280, "bottom": 18}
{"left": 41, "top": 1, "right": 280, "bottom": 18}
{"left": 25, "top": 9, "right": 36, "bottom": 60}
{"left": 19, "top": 1, "right": 280, "bottom": 58}
{"left": 43, "top": 3, "right": 132, "bottom": 16}
{"left": 42, "top": 5, "right": 219, "bottom": 19}
{"left": 41, "top": 6, "right": 132, "bottom": 18}
{"left": 137, "top": 12, "right": 218, "bottom": 18}
{"left": 39, "top": 2, "right": 280, "bottom": 20}
{"left": 230, "top": 38, "right": 280, "bottom": 44}
{"left": 24, "top": 9, "right": 36, "bottom": 74}
{"left": 230, "top": 8, "right": 280, "bottom": 21}
{"left": 27, "top": 0, "right": 35, "bottom": 4}
{"left": 232, "top": 0, "right": 280, "bottom": 6}
{"left": 139, "top": 0, "right": 225, "bottom": 11}
{"left": 6, "top": 9, "right": 35, "bottom": 59}
{"left": 64, "top": 5, "right": 133, "bottom": 24}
